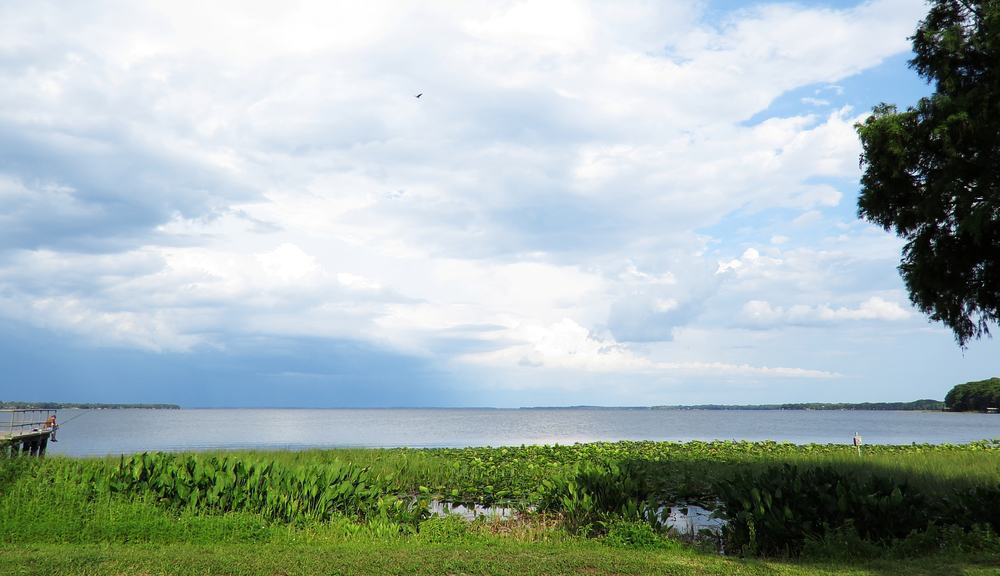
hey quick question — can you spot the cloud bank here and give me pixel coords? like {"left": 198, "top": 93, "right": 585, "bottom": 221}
{"left": 1, "top": 0, "right": 994, "bottom": 406}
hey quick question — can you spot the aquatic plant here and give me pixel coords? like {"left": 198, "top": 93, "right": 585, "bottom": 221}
{"left": 96, "top": 452, "right": 427, "bottom": 527}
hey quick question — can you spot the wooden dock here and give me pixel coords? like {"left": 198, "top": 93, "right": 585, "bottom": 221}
{"left": 1, "top": 409, "right": 57, "bottom": 456}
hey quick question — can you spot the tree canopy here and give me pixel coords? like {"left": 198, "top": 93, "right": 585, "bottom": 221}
{"left": 856, "top": 0, "right": 1000, "bottom": 346}
{"left": 944, "top": 376, "right": 1000, "bottom": 411}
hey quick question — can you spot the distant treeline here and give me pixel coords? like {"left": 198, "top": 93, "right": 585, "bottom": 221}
{"left": 0, "top": 401, "right": 180, "bottom": 410}
{"left": 945, "top": 377, "right": 1000, "bottom": 412}
{"left": 521, "top": 400, "right": 946, "bottom": 411}
{"left": 652, "top": 400, "right": 946, "bottom": 411}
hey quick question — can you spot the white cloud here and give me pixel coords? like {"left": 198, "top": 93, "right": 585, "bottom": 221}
{"left": 740, "top": 296, "right": 911, "bottom": 327}
{"left": 0, "top": 0, "right": 935, "bottom": 393}
{"left": 461, "top": 318, "right": 836, "bottom": 378}
{"left": 717, "top": 247, "right": 780, "bottom": 274}
{"left": 465, "top": 0, "right": 596, "bottom": 56}
{"left": 256, "top": 244, "right": 320, "bottom": 284}
{"left": 792, "top": 210, "right": 825, "bottom": 227}
{"left": 0, "top": 292, "right": 201, "bottom": 352}
{"left": 801, "top": 97, "right": 830, "bottom": 106}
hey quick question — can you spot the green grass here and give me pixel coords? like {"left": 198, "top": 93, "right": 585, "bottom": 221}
{"left": 2, "top": 441, "right": 998, "bottom": 575}
{"left": 3, "top": 541, "right": 999, "bottom": 576}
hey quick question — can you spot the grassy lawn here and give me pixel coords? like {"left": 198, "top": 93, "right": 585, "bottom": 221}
{"left": 2, "top": 541, "right": 998, "bottom": 576}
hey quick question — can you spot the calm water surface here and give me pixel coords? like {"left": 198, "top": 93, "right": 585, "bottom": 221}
{"left": 45, "top": 408, "right": 1000, "bottom": 456}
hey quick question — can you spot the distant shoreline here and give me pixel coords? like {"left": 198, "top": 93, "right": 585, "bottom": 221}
{"left": 1, "top": 400, "right": 952, "bottom": 411}
{"left": 0, "top": 402, "right": 181, "bottom": 410}
{"left": 519, "top": 400, "right": 947, "bottom": 411}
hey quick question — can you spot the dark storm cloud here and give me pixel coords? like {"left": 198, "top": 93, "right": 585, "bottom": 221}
{"left": 0, "top": 118, "right": 256, "bottom": 252}
{"left": 0, "top": 321, "right": 471, "bottom": 407}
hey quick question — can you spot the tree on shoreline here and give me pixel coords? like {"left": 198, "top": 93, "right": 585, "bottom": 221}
{"left": 944, "top": 377, "right": 1000, "bottom": 411}
{"left": 856, "top": 0, "right": 1000, "bottom": 346}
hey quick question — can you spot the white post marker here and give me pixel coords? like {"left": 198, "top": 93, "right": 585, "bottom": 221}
{"left": 853, "top": 432, "right": 862, "bottom": 456}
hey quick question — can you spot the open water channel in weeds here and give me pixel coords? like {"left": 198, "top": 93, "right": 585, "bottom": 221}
{"left": 427, "top": 500, "right": 724, "bottom": 536}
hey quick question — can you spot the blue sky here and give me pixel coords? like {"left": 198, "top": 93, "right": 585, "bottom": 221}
{"left": 0, "top": 0, "right": 996, "bottom": 408}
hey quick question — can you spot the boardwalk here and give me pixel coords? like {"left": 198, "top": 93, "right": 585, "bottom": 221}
{"left": 1, "top": 409, "right": 57, "bottom": 456}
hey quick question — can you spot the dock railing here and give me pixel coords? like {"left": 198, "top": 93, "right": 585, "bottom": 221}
{"left": 0, "top": 409, "right": 57, "bottom": 440}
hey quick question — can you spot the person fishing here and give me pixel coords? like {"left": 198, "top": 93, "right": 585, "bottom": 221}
{"left": 44, "top": 414, "right": 58, "bottom": 442}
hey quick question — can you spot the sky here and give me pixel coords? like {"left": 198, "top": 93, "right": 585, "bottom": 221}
{"left": 0, "top": 0, "right": 996, "bottom": 408}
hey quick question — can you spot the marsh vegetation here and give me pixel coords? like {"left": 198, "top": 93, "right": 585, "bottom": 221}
{"left": 2, "top": 440, "right": 999, "bottom": 574}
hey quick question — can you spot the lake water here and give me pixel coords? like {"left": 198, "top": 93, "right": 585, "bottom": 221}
{"left": 44, "top": 408, "right": 1000, "bottom": 456}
